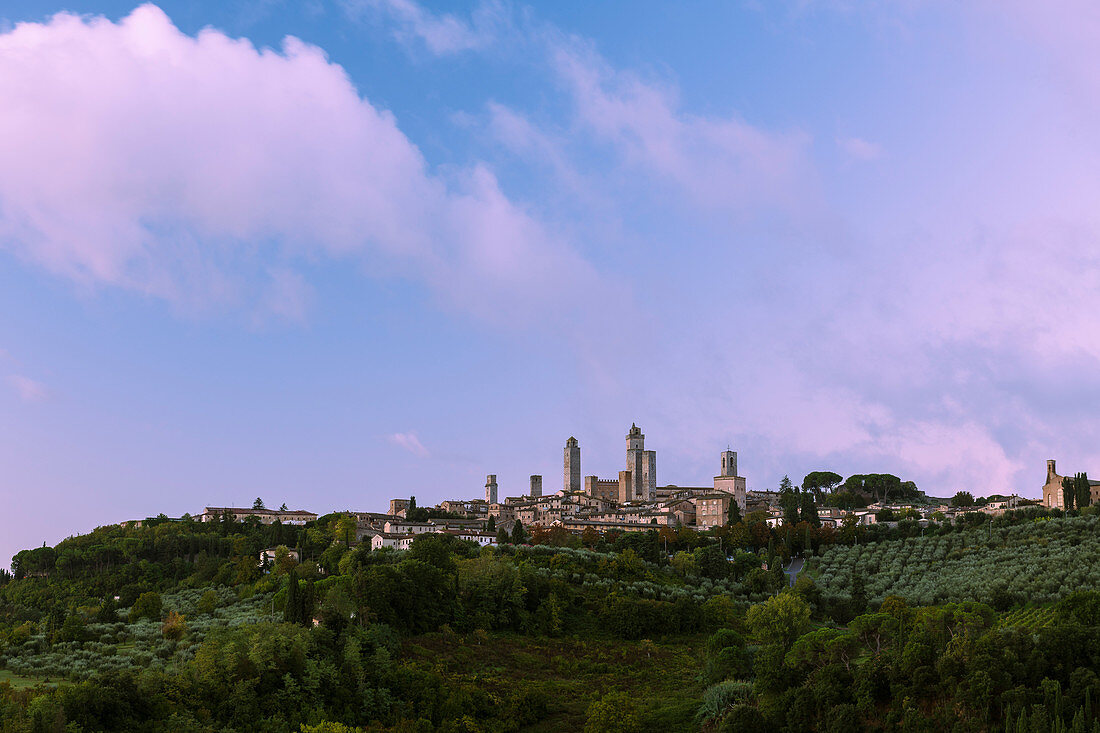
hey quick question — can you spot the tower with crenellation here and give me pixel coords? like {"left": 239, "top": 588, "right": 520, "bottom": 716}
{"left": 621, "top": 424, "right": 656, "bottom": 503}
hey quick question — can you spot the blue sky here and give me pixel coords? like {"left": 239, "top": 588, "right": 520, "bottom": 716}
{"left": 2, "top": 0, "right": 1100, "bottom": 569}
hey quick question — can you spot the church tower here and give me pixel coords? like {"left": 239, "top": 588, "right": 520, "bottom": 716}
{"left": 564, "top": 437, "right": 581, "bottom": 492}
{"left": 720, "top": 450, "right": 737, "bottom": 477}
{"left": 485, "top": 475, "right": 498, "bottom": 505}
{"left": 714, "top": 449, "right": 746, "bottom": 512}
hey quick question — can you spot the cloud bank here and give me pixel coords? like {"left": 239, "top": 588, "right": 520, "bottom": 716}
{"left": 0, "top": 4, "right": 592, "bottom": 321}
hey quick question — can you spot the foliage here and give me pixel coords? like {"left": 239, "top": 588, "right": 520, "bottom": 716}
{"left": 129, "top": 591, "right": 163, "bottom": 623}
{"left": 584, "top": 691, "right": 641, "bottom": 733}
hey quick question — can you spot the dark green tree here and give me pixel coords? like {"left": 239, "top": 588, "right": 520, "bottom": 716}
{"left": 252, "top": 497, "right": 265, "bottom": 510}
{"left": 1062, "top": 477, "right": 1075, "bottom": 512}
{"left": 800, "top": 492, "right": 820, "bottom": 527}
{"left": 727, "top": 498, "right": 742, "bottom": 526}
{"left": 129, "top": 591, "right": 163, "bottom": 622}
{"left": 951, "top": 491, "right": 975, "bottom": 507}
{"left": 779, "top": 476, "right": 800, "bottom": 525}
{"left": 1076, "top": 472, "right": 1092, "bottom": 509}
{"left": 487, "top": 515, "right": 496, "bottom": 532}
{"left": 803, "top": 471, "right": 843, "bottom": 501}
{"left": 284, "top": 575, "right": 300, "bottom": 624}
{"left": 511, "top": 519, "right": 528, "bottom": 544}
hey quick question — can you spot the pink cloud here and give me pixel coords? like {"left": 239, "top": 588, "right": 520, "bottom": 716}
{"left": 837, "top": 136, "right": 882, "bottom": 161}
{"left": 547, "top": 39, "right": 813, "bottom": 215}
{"left": 343, "top": 0, "right": 503, "bottom": 55}
{"left": 7, "top": 375, "right": 47, "bottom": 403}
{"left": 0, "top": 5, "right": 592, "bottom": 321}
{"left": 390, "top": 431, "right": 429, "bottom": 457}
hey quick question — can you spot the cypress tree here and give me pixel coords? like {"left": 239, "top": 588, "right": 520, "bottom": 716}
{"left": 727, "top": 498, "right": 742, "bottom": 526}
{"left": 301, "top": 580, "right": 316, "bottom": 626}
{"left": 1077, "top": 473, "right": 1092, "bottom": 509}
{"left": 284, "top": 575, "right": 300, "bottom": 624}
{"left": 1063, "top": 477, "right": 1076, "bottom": 512}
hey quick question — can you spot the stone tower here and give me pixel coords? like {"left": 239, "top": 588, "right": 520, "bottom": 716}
{"left": 530, "top": 475, "right": 543, "bottom": 498}
{"left": 714, "top": 449, "right": 747, "bottom": 512}
{"left": 624, "top": 424, "right": 657, "bottom": 502}
{"left": 720, "top": 450, "right": 737, "bottom": 478}
{"left": 564, "top": 437, "right": 581, "bottom": 492}
{"left": 485, "top": 474, "right": 498, "bottom": 505}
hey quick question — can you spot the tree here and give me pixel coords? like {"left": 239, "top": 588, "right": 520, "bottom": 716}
{"left": 1076, "top": 473, "right": 1092, "bottom": 509}
{"left": 1062, "top": 478, "right": 1076, "bottom": 512}
{"left": 703, "top": 629, "right": 752, "bottom": 683}
{"left": 129, "top": 591, "right": 163, "bottom": 622}
{"left": 746, "top": 592, "right": 811, "bottom": 648}
{"left": 284, "top": 575, "right": 300, "bottom": 624}
{"left": 803, "top": 471, "right": 843, "bottom": 501}
{"left": 253, "top": 497, "right": 266, "bottom": 510}
{"left": 800, "top": 492, "right": 820, "bottom": 527}
{"left": 161, "top": 610, "right": 187, "bottom": 640}
{"left": 584, "top": 691, "right": 641, "bottom": 733}
{"left": 511, "top": 519, "right": 528, "bottom": 544}
{"left": 486, "top": 515, "right": 496, "bottom": 532}
{"left": 279, "top": 502, "right": 288, "bottom": 511}
{"left": 496, "top": 526, "right": 510, "bottom": 545}
{"left": 408, "top": 496, "right": 417, "bottom": 513}
{"left": 779, "top": 476, "right": 800, "bottom": 525}
{"left": 727, "top": 498, "right": 742, "bottom": 526}
{"left": 335, "top": 514, "right": 356, "bottom": 547}
{"left": 951, "top": 491, "right": 975, "bottom": 507}
{"left": 696, "top": 544, "right": 730, "bottom": 580}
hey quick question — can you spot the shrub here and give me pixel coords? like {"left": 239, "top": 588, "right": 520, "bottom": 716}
{"left": 584, "top": 691, "right": 641, "bottom": 733}
{"left": 719, "top": 704, "right": 766, "bottom": 733}
{"left": 130, "top": 592, "right": 163, "bottom": 623}
{"left": 162, "top": 611, "right": 187, "bottom": 640}
{"left": 697, "top": 680, "right": 753, "bottom": 723}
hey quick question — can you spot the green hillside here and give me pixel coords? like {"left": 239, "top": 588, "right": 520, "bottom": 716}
{"left": 1, "top": 511, "right": 1099, "bottom": 731}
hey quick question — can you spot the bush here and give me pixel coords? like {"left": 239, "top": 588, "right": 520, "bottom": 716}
{"left": 719, "top": 704, "right": 766, "bottom": 733}
{"left": 162, "top": 611, "right": 187, "bottom": 640}
{"left": 703, "top": 630, "right": 752, "bottom": 683}
{"left": 130, "top": 592, "right": 163, "bottom": 623}
{"left": 697, "top": 680, "right": 753, "bottom": 723}
{"left": 584, "top": 691, "right": 641, "bottom": 733}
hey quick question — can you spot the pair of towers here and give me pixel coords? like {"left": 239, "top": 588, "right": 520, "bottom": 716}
{"left": 563, "top": 425, "right": 657, "bottom": 503}
{"left": 624, "top": 424, "right": 657, "bottom": 502}
{"left": 485, "top": 474, "right": 542, "bottom": 504}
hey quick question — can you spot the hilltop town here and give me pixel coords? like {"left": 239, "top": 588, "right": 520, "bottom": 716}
{"left": 182, "top": 424, "right": 1089, "bottom": 554}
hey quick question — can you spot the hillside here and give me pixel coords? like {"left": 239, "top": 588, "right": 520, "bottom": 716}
{"left": 1, "top": 511, "right": 1099, "bottom": 731}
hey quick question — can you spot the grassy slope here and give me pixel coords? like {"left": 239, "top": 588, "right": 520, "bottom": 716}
{"left": 0, "top": 669, "right": 58, "bottom": 690}
{"left": 403, "top": 632, "right": 706, "bottom": 731}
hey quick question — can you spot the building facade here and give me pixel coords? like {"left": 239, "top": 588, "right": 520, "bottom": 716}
{"left": 1042, "top": 459, "right": 1100, "bottom": 508}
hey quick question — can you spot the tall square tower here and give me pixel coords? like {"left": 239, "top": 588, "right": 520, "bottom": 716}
{"left": 564, "top": 437, "right": 581, "bottom": 492}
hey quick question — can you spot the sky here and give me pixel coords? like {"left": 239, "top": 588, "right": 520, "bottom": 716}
{"left": 3, "top": 0, "right": 1100, "bottom": 569}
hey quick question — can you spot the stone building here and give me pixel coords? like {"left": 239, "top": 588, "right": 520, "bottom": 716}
{"left": 1042, "top": 459, "right": 1100, "bottom": 508}
{"left": 584, "top": 476, "right": 619, "bottom": 502}
{"left": 530, "top": 475, "right": 543, "bottom": 498}
{"left": 695, "top": 494, "right": 733, "bottom": 529}
{"left": 622, "top": 424, "right": 657, "bottom": 503}
{"left": 564, "top": 437, "right": 581, "bottom": 492}
{"left": 485, "top": 474, "right": 498, "bottom": 504}
{"left": 713, "top": 450, "right": 747, "bottom": 512}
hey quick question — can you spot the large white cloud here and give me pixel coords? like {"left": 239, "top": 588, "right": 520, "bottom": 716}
{"left": 0, "top": 4, "right": 592, "bottom": 319}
